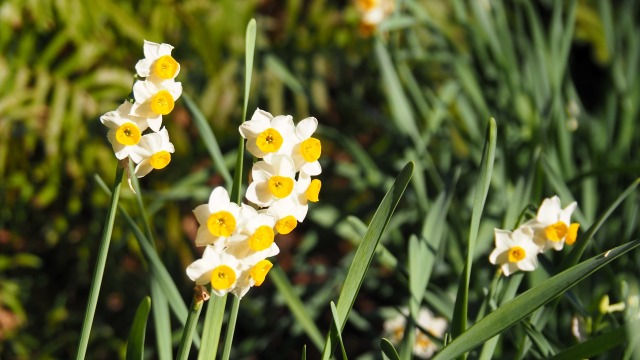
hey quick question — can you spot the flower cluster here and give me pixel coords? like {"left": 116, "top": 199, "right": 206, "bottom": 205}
{"left": 383, "top": 308, "right": 448, "bottom": 359}
{"left": 186, "top": 109, "right": 322, "bottom": 299}
{"left": 99, "top": 40, "right": 182, "bottom": 178}
{"left": 355, "top": 0, "right": 395, "bottom": 36}
{"left": 489, "top": 196, "right": 581, "bottom": 276}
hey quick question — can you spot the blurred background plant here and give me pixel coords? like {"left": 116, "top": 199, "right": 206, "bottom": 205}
{"left": 1, "top": 0, "right": 639, "bottom": 359}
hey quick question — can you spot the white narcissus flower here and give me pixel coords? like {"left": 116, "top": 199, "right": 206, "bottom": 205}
{"left": 129, "top": 127, "right": 175, "bottom": 178}
{"left": 523, "top": 196, "right": 580, "bottom": 252}
{"left": 185, "top": 245, "right": 241, "bottom": 297}
{"left": 227, "top": 208, "right": 277, "bottom": 254}
{"left": 414, "top": 308, "right": 448, "bottom": 359}
{"left": 489, "top": 226, "right": 541, "bottom": 276}
{"left": 130, "top": 78, "right": 183, "bottom": 128}
{"left": 239, "top": 108, "right": 295, "bottom": 161}
{"left": 245, "top": 154, "right": 297, "bottom": 208}
{"left": 382, "top": 307, "right": 448, "bottom": 359}
{"left": 193, "top": 187, "right": 241, "bottom": 251}
{"left": 100, "top": 101, "right": 149, "bottom": 159}
{"left": 230, "top": 251, "right": 278, "bottom": 299}
{"left": 292, "top": 117, "right": 322, "bottom": 176}
{"left": 135, "top": 40, "right": 180, "bottom": 80}
{"left": 264, "top": 195, "right": 308, "bottom": 234}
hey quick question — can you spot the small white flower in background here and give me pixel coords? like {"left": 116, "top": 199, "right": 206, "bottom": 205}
{"left": 383, "top": 308, "right": 448, "bottom": 359}
{"left": 355, "top": 0, "right": 395, "bottom": 36}
{"left": 192, "top": 187, "right": 242, "bottom": 250}
{"left": 185, "top": 245, "right": 242, "bottom": 297}
{"left": 523, "top": 196, "right": 580, "bottom": 252}
{"left": 100, "top": 101, "right": 149, "bottom": 159}
{"left": 239, "top": 108, "right": 296, "bottom": 161}
{"left": 130, "top": 78, "right": 183, "bottom": 124}
{"left": 489, "top": 226, "right": 541, "bottom": 276}
{"left": 135, "top": 40, "right": 181, "bottom": 81}
{"left": 245, "top": 154, "right": 298, "bottom": 207}
{"left": 129, "top": 127, "right": 175, "bottom": 178}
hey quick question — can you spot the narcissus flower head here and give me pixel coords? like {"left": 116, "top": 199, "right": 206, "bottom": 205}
{"left": 524, "top": 196, "right": 580, "bottom": 252}
{"left": 101, "top": 101, "right": 149, "bottom": 160}
{"left": 239, "top": 108, "right": 296, "bottom": 161}
{"left": 489, "top": 226, "right": 541, "bottom": 276}
{"left": 193, "top": 187, "right": 242, "bottom": 250}
{"left": 245, "top": 155, "right": 297, "bottom": 207}
{"left": 129, "top": 127, "right": 175, "bottom": 178}
{"left": 135, "top": 40, "right": 181, "bottom": 80}
{"left": 185, "top": 246, "right": 242, "bottom": 297}
{"left": 130, "top": 79, "right": 183, "bottom": 126}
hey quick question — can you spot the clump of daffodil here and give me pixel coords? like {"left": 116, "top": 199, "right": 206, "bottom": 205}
{"left": 99, "top": 40, "right": 181, "bottom": 181}
{"left": 489, "top": 195, "right": 581, "bottom": 276}
{"left": 186, "top": 108, "right": 322, "bottom": 299}
{"left": 383, "top": 307, "right": 447, "bottom": 359}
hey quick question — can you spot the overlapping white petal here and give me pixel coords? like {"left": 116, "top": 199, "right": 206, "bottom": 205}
{"left": 135, "top": 40, "right": 180, "bottom": 80}
{"left": 100, "top": 101, "right": 149, "bottom": 159}
{"left": 489, "top": 226, "right": 541, "bottom": 276}
{"left": 193, "top": 187, "right": 242, "bottom": 250}
{"left": 129, "top": 127, "right": 175, "bottom": 178}
{"left": 524, "top": 195, "right": 578, "bottom": 251}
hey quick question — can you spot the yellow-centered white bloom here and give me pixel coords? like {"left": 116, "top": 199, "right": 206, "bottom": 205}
{"left": 129, "top": 127, "right": 175, "bottom": 178}
{"left": 185, "top": 245, "right": 241, "bottom": 297}
{"left": 239, "top": 108, "right": 296, "bottom": 161}
{"left": 135, "top": 40, "right": 180, "bottom": 80}
{"left": 193, "top": 187, "right": 241, "bottom": 250}
{"left": 130, "top": 78, "right": 183, "bottom": 127}
{"left": 292, "top": 117, "right": 322, "bottom": 176}
{"left": 100, "top": 101, "right": 149, "bottom": 159}
{"left": 383, "top": 307, "right": 447, "bottom": 359}
{"left": 227, "top": 205, "right": 277, "bottom": 254}
{"left": 355, "top": 0, "right": 395, "bottom": 35}
{"left": 523, "top": 196, "right": 580, "bottom": 252}
{"left": 489, "top": 226, "right": 541, "bottom": 276}
{"left": 245, "top": 154, "right": 297, "bottom": 207}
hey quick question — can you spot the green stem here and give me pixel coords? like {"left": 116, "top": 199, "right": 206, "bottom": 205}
{"left": 221, "top": 296, "right": 240, "bottom": 360}
{"left": 176, "top": 295, "right": 204, "bottom": 360}
{"left": 76, "top": 164, "right": 124, "bottom": 360}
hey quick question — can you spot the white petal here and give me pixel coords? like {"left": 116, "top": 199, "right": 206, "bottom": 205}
{"left": 295, "top": 117, "right": 318, "bottom": 140}
{"left": 193, "top": 204, "right": 211, "bottom": 225}
{"left": 134, "top": 160, "right": 154, "bottom": 178}
{"left": 301, "top": 161, "right": 322, "bottom": 176}
{"left": 208, "top": 187, "right": 231, "bottom": 212}
{"left": 536, "top": 196, "right": 562, "bottom": 224}
{"left": 186, "top": 258, "right": 214, "bottom": 285}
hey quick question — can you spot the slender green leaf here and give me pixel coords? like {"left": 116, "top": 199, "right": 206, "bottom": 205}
{"left": 381, "top": 339, "right": 401, "bottom": 360}
{"left": 183, "top": 93, "right": 232, "bottom": 186}
{"left": 375, "top": 39, "right": 422, "bottom": 148}
{"left": 409, "top": 235, "right": 429, "bottom": 317}
{"left": 451, "top": 118, "right": 497, "bottom": 338}
{"left": 433, "top": 239, "right": 640, "bottom": 360}
{"left": 330, "top": 302, "right": 348, "bottom": 360}
{"left": 221, "top": 296, "right": 240, "bottom": 360}
{"left": 94, "top": 175, "right": 195, "bottom": 346}
{"left": 548, "top": 320, "right": 640, "bottom": 360}
{"left": 265, "top": 54, "right": 305, "bottom": 94}
{"left": 302, "top": 345, "right": 306, "bottom": 360}
{"left": 561, "top": 178, "right": 640, "bottom": 269}
{"left": 197, "top": 294, "right": 227, "bottom": 360}
{"left": 176, "top": 296, "right": 204, "bottom": 360}
{"left": 76, "top": 165, "right": 124, "bottom": 360}
{"left": 126, "top": 296, "right": 151, "bottom": 360}
{"left": 270, "top": 265, "right": 324, "bottom": 351}
{"left": 522, "top": 322, "right": 553, "bottom": 357}
{"left": 321, "top": 162, "right": 414, "bottom": 360}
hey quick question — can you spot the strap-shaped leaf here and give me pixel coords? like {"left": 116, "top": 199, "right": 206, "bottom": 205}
{"left": 433, "top": 239, "right": 640, "bottom": 360}
{"left": 126, "top": 296, "right": 151, "bottom": 360}
{"left": 321, "top": 162, "right": 414, "bottom": 359}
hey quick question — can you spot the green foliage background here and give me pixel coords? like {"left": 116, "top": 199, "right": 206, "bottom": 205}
{"left": 1, "top": 0, "right": 639, "bottom": 359}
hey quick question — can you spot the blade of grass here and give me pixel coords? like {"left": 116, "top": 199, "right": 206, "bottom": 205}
{"left": 176, "top": 295, "right": 205, "bottom": 360}
{"left": 128, "top": 161, "right": 172, "bottom": 360}
{"left": 94, "top": 175, "right": 195, "bottom": 346}
{"left": 270, "top": 265, "right": 324, "bottom": 351}
{"left": 76, "top": 164, "right": 124, "bottom": 360}
{"left": 183, "top": 93, "right": 232, "bottom": 186}
{"left": 548, "top": 320, "right": 640, "bottom": 360}
{"left": 220, "top": 296, "right": 240, "bottom": 360}
{"left": 330, "top": 302, "right": 348, "bottom": 360}
{"left": 451, "top": 118, "right": 497, "bottom": 339}
{"left": 125, "top": 296, "right": 151, "bottom": 360}
{"left": 197, "top": 294, "right": 227, "bottom": 360}
{"left": 433, "top": 239, "right": 640, "bottom": 360}
{"left": 321, "top": 162, "right": 414, "bottom": 360}
{"left": 381, "top": 339, "right": 401, "bottom": 360}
